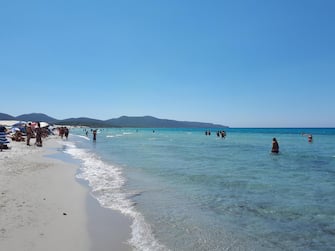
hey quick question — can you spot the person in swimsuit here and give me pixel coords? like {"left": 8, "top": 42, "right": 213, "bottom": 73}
{"left": 93, "top": 129, "right": 97, "bottom": 141}
{"left": 26, "top": 123, "right": 33, "bottom": 146}
{"left": 271, "top": 137, "right": 279, "bottom": 153}
{"left": 308, "top": 134, "right": 313, "bottom": 142}
{"left": 35, "top": 122, "right": 43, "bottom": 147}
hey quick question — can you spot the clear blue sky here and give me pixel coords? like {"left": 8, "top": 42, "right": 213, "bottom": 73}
{"left": 1, "top": 0, "right": 334, "bottom": 127}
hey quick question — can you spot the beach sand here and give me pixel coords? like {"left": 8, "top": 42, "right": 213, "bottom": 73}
{"left": 0, "top": 136, "right": 132, "bottom": 251}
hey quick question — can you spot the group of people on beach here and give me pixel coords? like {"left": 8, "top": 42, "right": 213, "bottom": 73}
{"left": 0, "top": 122, "right": 52, "bottom": 150}
{"left": 26, "top": 122, "right": 44, "bottom": 147}
{"left": 21, "top": 122, "right": 54, "bottom": 147}
{"left": 0, "top": 122, "right": 73, "bottom": 151}
{"left": 58, "top": 126, "right": 70, "bottom": 140}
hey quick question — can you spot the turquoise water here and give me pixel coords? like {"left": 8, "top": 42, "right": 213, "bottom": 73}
{"left": 63, "top": 128, "right": 335, "bottom": 251}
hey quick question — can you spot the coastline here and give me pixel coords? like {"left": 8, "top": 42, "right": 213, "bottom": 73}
{"left": 0, "top": 136, "right": 132, "bottom": 251}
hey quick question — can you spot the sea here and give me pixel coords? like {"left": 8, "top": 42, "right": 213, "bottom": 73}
{"left": 60, "top": 127, "right": 335, "bottom": 251}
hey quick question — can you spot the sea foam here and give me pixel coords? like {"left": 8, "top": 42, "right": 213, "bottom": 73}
{"left": 61, "top": 139, "right": 168, "bottom": 251}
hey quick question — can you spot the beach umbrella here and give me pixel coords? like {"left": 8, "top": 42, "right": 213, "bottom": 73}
{"left": 40, "top": 122, "right": 49, "bottom": 128}
{"left": 12, "top": 121, "right": 27, "bottom": 128}
{"left": 11, "top": 127, "right": 21, "bottom": 133}
{"left": 11, "top": 121, "right": 27, "bottom": 134}
{"left": 0, "top": 120, "right": 19, "bottom": 127}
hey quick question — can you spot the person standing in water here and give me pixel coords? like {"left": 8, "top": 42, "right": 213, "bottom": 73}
{"left": 271, "top": 137, "right": 279, "bottom": 153}
{"left": 93, "top": 129, "right": 97, "bottom": 141}
{"left": 308, "top": 134, "right": 313, "bottom": 143}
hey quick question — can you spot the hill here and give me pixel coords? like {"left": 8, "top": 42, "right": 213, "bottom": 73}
{"left": 56, "top": 117, "right": 110, "bottom": 127}
{"left": 0, "top": 113, "right": 16, "bottom": 120}
{"left": 105, "top": 116, "right": 226, "bottom": 128}
{"left": 15, "top": 113, "right": 58, "bottom": 123}
{"left": 0, "top": 113, "right": 228, "bottom": 128}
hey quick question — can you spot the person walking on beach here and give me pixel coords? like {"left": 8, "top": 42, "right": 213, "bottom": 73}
{"left": 271, "top": 137, "right": 279, "bottom": 153}
{"left": 35, "top": 122, "right": 43, "bottom": 147}
{"left": 64, "top": 127, "right": 69, "bottom": 140}
{"left": 59, "top": 127, "right": 65, "bottom": 139}
{"left": 26, "top": 122, "right": 34, "bottom": 146}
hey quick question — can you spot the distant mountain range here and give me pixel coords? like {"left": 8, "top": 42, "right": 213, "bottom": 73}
{"left": 0, "top": 113, "right": 228, "bottom": 128}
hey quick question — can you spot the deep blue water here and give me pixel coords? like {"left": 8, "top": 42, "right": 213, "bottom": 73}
{"left": 62, "top": 128, "right": 335, "bottom": 251}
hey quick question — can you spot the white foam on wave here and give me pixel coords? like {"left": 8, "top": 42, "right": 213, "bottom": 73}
{"left": 61, "top": 140, "right": 168, "bottom": 251}
{"left": 105, "top": 132, "right": 134, "bottom": 138}
{"left": 106, "top": 134, "right": 123, "bottom": 138}
{"left": 77, "top": 135, "right": 90, "bottom": 141}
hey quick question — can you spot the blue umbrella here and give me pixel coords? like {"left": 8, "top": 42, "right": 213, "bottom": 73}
{"left": 11, "top": 127, "right": 21, "bottom": 133}
{"left": 11, "top": 121, "right": 27, "bottom": 133}
{"left": 12, "top": 121, "right": 27, "bottom": 128}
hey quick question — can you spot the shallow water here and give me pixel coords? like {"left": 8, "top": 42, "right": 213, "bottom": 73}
{"left": 63, "top": 128, "right": 335, "bottom": 251}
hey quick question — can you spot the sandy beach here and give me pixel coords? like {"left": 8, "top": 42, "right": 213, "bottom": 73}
{"left": 0, "top": 136, "right": 132, "bottom": 251}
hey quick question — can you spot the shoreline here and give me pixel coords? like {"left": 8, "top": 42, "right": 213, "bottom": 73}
{"left": 0, "top": 137, "right": 132, "bottom": 251}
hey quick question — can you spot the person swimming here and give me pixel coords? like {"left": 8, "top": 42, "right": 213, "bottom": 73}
{"left": 308, "top": 134, "right": 313, "bottom": 142}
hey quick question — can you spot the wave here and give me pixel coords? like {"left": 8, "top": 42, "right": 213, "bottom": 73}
{"left": 106, "top": 132, "right": 133, "bottom": 138}
{"left": 106, "top": 134, "right": 123, "bottom": 138}
{"left": 76, "top": 135, "right": 90, "bottom": 141}
{"left": 61, "top": 139, "right": 168, "bottom": 251}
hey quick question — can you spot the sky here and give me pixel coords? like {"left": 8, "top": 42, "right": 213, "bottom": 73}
{"left": 1, "top": 0, "right": 334, "bottom": 127}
